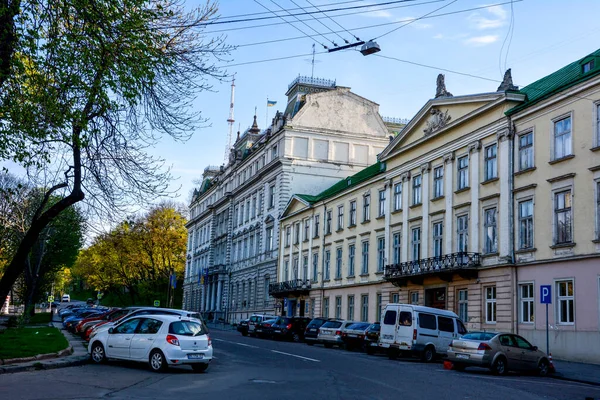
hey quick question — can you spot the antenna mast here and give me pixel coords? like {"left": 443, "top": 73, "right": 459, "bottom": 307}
{"left": 311, "top": 43, "right": 316, "bottom": 79}
{"left": 225, "top": 76, "right": 236, "bottom": 164}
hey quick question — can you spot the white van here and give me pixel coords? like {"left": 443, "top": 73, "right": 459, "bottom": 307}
{"left": 378, "top": 304, "right": 467, "bottom": 362}
{"left": 61, "top": 294, "right": 70, "bottom": 302}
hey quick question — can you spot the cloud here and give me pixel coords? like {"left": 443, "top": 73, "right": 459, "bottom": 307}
{"left": 367, "top": 9, "right": 393, "bottom": 18}
{"left": 433, "top": 33, "right": 444, "bottom": 39}
{"left": 468, "top": 5, "right": 507, "bottom": 30}
{"left": 464, "top": 35, "right": 499, "bottom": 46}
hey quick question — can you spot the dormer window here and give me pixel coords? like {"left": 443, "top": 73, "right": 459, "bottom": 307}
{"left": 583, "top": 60, "right": 595, "bottom": 74}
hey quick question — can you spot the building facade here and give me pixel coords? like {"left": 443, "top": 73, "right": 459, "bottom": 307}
{"left": 275, "top": 49, "right": 600, "bottom": 363}
{"left": 183, "top": 76, "right": 392, "bottom": 323}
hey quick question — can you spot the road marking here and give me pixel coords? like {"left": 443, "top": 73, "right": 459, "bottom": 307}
{"left": 270, "top": 350, "right": 320, "bottom": 362}
{"left": 212, "top": 338, "right": 260, "bottom": 349}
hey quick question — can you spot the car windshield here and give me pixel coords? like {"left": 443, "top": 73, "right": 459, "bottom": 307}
{"left": 169, "top": 321, "right": 206, "bottom": 336}
{"left": 307, "top": 319, "right": 325, "bottom": 328}
{"left": 368, "top": 324, "right": 380, "bottom": 331}
{"left": 322, "top": 321, "right": 342, "bottom": 329}
{"left": 348, "top": 323, "right": 370, "bottom": 330}
{"left": 461, "top": 332, "right": 497, "bottom": 341}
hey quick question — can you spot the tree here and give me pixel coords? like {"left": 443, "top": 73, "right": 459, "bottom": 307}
{"left": 0, "top": 0, "right": 19, "bottom": 88}
{"left": 0, "top": 0, "right": 229, "bottom": 310}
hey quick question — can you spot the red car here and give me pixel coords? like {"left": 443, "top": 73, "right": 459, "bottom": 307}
{"left": 81, "top": 309, "right": 131, "bottom": 340}
{"left": 75, "top": 309, "right": 119, "bottom": 334}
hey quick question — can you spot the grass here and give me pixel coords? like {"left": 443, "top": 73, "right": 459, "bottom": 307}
{"left": 0, "top": 327, "right": 68, "bottom": 360}
{"left": 25, "top": 312, "right": 52, "bottom": 325}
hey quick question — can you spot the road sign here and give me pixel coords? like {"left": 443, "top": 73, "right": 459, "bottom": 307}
{"left": 48, "top": 295, "right": 54, "bottom": 303}
{"left": 153, "top": 300, "right": 160, "bottom": 307}
{"left": 540, "top": 285, "right": 552, "bottom": 304}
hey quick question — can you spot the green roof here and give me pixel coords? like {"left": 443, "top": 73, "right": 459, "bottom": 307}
{"left": 296, "top": 161, "right": 386, "bottom": 205}
{"left": 507, "top": 48, "right": 600, "bottom": 115}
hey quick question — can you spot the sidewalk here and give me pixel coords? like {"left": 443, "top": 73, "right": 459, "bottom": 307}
{"left": 0, "top": 313, "right": 89, "bottom": 374}
{"left": 206, "top": 321, "right": 236, "bottom": 331}
{"left": 551, "top": 359, "right": 600, "bottom": 386}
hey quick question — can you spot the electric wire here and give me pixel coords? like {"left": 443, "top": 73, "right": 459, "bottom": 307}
{"left": 216, "top": 0, "right": 367, "bottom": 20}
{"left": 498, "top": 0, "right": 515, "bottom": 76}
{"left": 289, "top": 0, "right": 350, "bottom": 44}
{"left": 304, "top": 0, "right": 362, "bottom": 41}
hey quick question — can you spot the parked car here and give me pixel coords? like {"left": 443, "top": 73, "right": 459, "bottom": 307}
{"left": 304, "top": 317, "right": 329, "bottom": 345}
{"left": 448, "top": 332, "right": 551, "bottom": 376}
{"left": 271, "top": 317, "right": 311, "bottom": 342}
{"left": 76, "top": 308, "right": 124, "bottom": 335}
{"left": 317, "top": 320, "right": 357, "bottom": 348}
{"left": 64, "top": 309, "right": 105, "bottom": 332}
{"left": 61, "top": 294, "right": 70, "bottom": 302}
{"left": 247, "top": 314, "right": 277, "bottom": 337}
{"left": 83, "top": 308, "right": 140, "bottom": 341}
{"left": 341, "top": 322, "right": 371, "bottom": 351}
{"left": 86, "top": 298, "right": 96, "bottom": 305}
{"left": 378, "top": 304, "right": 467, "bottom": 362}
{"left": 364, "top": 323, "right": 381, "bottom": 355}
{"left": 237, "top": 319, "right": 249, "bottom": 336}
{"left": 89, "top": 314, "right": 213, "bottom": 372}
{"left": 254, "top": 318, "right": 278, "bottom": 339}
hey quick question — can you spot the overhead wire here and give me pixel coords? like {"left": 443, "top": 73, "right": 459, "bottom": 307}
{"left": 304, "top": 0, "right": 362, "bottom": 41}
{"left": 288, "top": 0, "right": 351, "bottom": 44}
{"left": 216, "top": 0, "right": 367, "bottom": 20}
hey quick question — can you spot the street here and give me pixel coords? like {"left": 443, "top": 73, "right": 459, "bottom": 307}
{"left": 1, "top": 329, "right": 599, "bottom": 400}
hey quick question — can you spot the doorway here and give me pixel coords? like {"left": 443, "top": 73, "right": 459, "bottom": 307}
{"left": 299, "top": 300, "right": 306, "bottom": 317}
{"left": 425, "top": 287, "right": 446, "bottom": 309}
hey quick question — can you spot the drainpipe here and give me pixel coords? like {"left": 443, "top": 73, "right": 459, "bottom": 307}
{"left": 321, "top": 203, "right": 327, "bottom": 317}
{"left": 508, "top": 117, "right": 518, "bottom": 335}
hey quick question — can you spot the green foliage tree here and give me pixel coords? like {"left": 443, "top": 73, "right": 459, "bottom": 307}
{"left": 0, "top": 0, "right": 229, "bottom": 310}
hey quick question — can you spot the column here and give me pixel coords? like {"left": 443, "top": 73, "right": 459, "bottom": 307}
{"left": 497, "top": 128, "right": 512, "bottom": 259}
{"left": 469, "top": 140, "right": 481, "bottom": 253}
{"left": 216, "top": 279, "right": 223, "bottom": 312}
{"left": 384, "top": 179, "right": 393, "bottom": 267}
{"left": 443, "top": 152, "right": 455, "bottom": 254}
{"left": 420, "top": 163, "right": 431, "bottom": 259}
{"left": 279, "top": 225, "right": 286, "bottom": 282}
{"left": 205, "top": 281, "right": 212, "bottom": 311}
{"left": 400, "top": 172, "right": 410, "bottom": 262}
{"left": 212, "top": 281, "right": 218, "bottom": 311}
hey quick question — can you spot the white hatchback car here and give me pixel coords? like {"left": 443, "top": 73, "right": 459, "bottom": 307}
{"left": 88, "top": 314, "right": 213, "bottom": 372}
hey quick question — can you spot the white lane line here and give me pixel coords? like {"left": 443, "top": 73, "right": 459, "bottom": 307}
{"left": 271, "top": 350, "right": 320, "bottom": 362}
{"left": 212, "top": 338, "right": 260, "bottom": 349}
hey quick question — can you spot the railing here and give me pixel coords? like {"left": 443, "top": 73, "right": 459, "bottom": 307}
{"left": 288, "top": 75, "right": 336, "bottom": 90}
{"left": 269, "top": 279, "right": 312, "bottom": 296}
{"left": 384, "top": 252, "right": 481, "bottom": 279}
{"left": 381, "top": 116, "right": 410, "bottom": 125}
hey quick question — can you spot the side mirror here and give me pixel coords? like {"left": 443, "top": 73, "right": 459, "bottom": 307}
{"left": 532, "top": 346, "right": 538, "bottom": 351}
{"left": 108, "top": 327, "right": 114, "bottom": 334}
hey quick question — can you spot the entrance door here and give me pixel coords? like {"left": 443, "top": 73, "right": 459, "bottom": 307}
{"left": 299, "top": 300, "right": 306, "bottom": 317}
{"left": 425, "top": 288, "right": 446, "bottom": 309}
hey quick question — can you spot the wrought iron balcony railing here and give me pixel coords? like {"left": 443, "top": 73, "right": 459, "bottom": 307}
{"left": 269, "top": 279, "right": 312, "bottom": 297}
{"left": 384, "top": 252, "right": 481, "bottom": 281}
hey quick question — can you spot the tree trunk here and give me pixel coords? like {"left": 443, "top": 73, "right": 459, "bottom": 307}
{"left": 0, "top": 0, "right": 20, "bottom": 88}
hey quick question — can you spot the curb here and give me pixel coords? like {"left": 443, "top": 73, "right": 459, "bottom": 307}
{"left": 549, "top": 373, "right": 600, "bottom": 387}
{"left": 0, "top": 346, "right": 74, "bottom": 365}
{"left": 0, "top": 355, "right": 89, "bottom": 374}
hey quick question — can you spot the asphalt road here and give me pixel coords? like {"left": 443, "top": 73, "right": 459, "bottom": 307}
{"left": 1, "top": 329, "right": 599, "bottom": 400}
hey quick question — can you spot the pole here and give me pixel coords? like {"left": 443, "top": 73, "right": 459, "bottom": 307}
{"left": 545, "top": 303, "right": 549, "bottom": 355}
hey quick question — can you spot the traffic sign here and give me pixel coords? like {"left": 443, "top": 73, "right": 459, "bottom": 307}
{"left": 48, "top": 295, "right": 54, "bottom": 303}
{"left": 540, "top": 285, "right": 552, "bottom": 304}
{"left": 153, "top": 300, "right": 160, "bottom": 307}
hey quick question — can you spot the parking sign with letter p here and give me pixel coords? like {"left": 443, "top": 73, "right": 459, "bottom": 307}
{"left": 540, "top": 285, "right": 552, "bottom": 304}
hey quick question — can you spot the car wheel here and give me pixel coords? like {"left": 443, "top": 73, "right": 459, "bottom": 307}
{"left": 191, "top": 363, "right": 209, "bottom": 373}
{"left": 422, "top": 346, "right": 436, "bottom": 363}
{"left": 241, "top": 331, "right": 248, "bottom": 337}
{"left": 292, "top": 333, "right": 301, "bottom": 343}
{"left": 537, "top": 359, "right": 550, "bottom": 377}
{"left": 90, "top": 342, "right": 106, "bottom": 364}
{"left": 149, "top": 349, "right": 168, "bottom": 372}
{"left": 492, "top": 356, "right": 508, "bottom": 375}
{"left": 324, "top": 343, "right": 333, "bottom": 349}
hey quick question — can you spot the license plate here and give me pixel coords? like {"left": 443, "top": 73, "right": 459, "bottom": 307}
{"left": 274, "top": 329, "right": 281, "bottom": 333}
{"left": 187, "top": 354, "right": 204, "bottom": 359}
{"left": 310, "top": 328, "right": 316, "bottom": 332}
{"left": 456, "top": 354, "right": 469, "bottom": 360}
{"left": 347, "top": 334, "right": 357, "bottom": 337}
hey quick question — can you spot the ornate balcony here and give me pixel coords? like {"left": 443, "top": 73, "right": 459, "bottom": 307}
{"left": 269, "top": 279, "right": 312, "bottom": 298}
{"left": 384, "top": 252, "right": 481, "bottom": 287}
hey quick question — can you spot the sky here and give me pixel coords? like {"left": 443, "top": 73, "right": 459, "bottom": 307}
{"left": 5, "top": 0, "right": 600, "bottom": 213}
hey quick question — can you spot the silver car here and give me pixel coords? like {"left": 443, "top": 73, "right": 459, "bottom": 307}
{"left": 317, "top": 320, "right": 358, "bottom": 348}
{"left": 447, "top": 332, "right": 551, "bottom": 376}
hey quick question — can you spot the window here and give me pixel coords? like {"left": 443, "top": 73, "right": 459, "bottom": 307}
{"left": 268, "top": 184, "right": 275, "bottom": 208}
{"left": 348, "top": 244, "right": 355, "bottom": 276}
{"left": 335, "top": 248, "right": 342, "bottom": 279}
{"left": 361, "top": 241, "right": 369, "bottom": 275}
{"left": 411, "top": 227, "right": 421, "bottom": 261}
{"left": 394, "top": 183, "right": 402, "bottom": 210}
{"left": 554, "top": 190, "right": 573, "bottom": 244}
{"left": 392, "top": 293, "right": 399, "bottom": 303}
{"left": 312, "top": 253, "right": 318, "bottom": 281}
{"left": 484, "top": 208, "right": 498, "bottom": 254}
{"left": 114, "top": 318, "right": 142, "bottom": 334}
{"left": 484, "top": 144, "right": 497, "bottom": 181}
{"left": 457, "top": 156, "right": 469, "bottom": 190}
{"left": 399, "top": 311, "right": 412, "bottom": 326}
{"left": 302, "top": 255, "right": 309, "bottom": 280}
{"left": 363, "top": 194, "right": 371, "bottom": 222}
{"left": 457, "top": 215, "right": 468, "bottom": 252}
{"left": 433, "top": 166, "right": 444, "bottom": 198}
{"left": 240, "top": 204, "right": 245, "bottom": 225}
{"left": 597, "top": 182, "right": 600, "bottom": 239}
{"left": 249, "top": 235, "right": 255, "bottom": 257}
{"left": 419, "top": 313, "right": 436, "bottom": 330}
{"left": 438, "top": 316, "right": 454, "bottom": 333}
{"left": 361, "top": 295, "right": 369, "bottom": 322}
{"left": 324, "top": 250, "right": 331, "bottom": 280}
{"left": 233, "top": 206, "right": 238, "bottom": 227}
{"left": 314, "top": 215, "right": 320, "bottom": 238}
{"left": 556, "top": 280, "right": 574, "bottom": 324}
{"left": 518, "top": 200, "right": 534, "bottom": 250}
{"left": 433, "top": 222, "right": 443, "bottom": 258}
{"left": 251, "top": 196, "right": 257, "bottom": 218}
{"left": 554, "top": 116, "right": 572, "bottom": 160}
{"left": 376, "top": 294, "right": 383, "bottom": 323}
{"left": 347, "top": 295, "right": 355, "bottom": 320}
{"left": 597, "top": 104, "right": 600, "bottom": 147}
{"left": 323, "top": 297, "right": 330, "bottom": 318}
{"left": 458, "top": 289, "right": 468, "bottom": 322}
{"left": 337, "top": 205, "right": 344, "bottom": 230}
{"left": 412, "top": 175, "right": 422, "bottom": 205}
{"left": 392, "top": 233, "right": 401, "bottom": 264}
{"left": 410, "top": 291, "right": 419, "bottom": 305}
{"left": 519, "top": 132, "right": 534, "bottom": 171}
{"left": 485, "top": 286, "right": 497, "bottom": 323}
{"left": 377, "top": 238, "right": 385, "bottom": 272}
{"left": 271, "top": 144, "right": 278, "bottom": 160}
{"left": 304, "top": 220, "right": 310, "bottom": 241}
{"left": 294, "top": 223, "right": 300, "bottom": 245}
{"left": 383, "top": 310, "right": 396, "bottom": 325}
{"left": 292, "top": 257, "right": 299, "bottom": 280}
{"left": 325, "top": 210, "right": 332, "bottom": 235}
{"left": 245, "top": 199, "right": 250, "bottom": 221}
{"left": 335, "top": 297, "right": 342, "bottom": 319}
{"left": 283, "top": 260, "right": 289, "bottom": 281}
{"left": 285, "top": 226, "right": 291, "bottom": 247}
{"left": 349, "top": 200, "right": 357, "bottom": 226}
{"left": 583, "top": 59, "right": 595, "bottom": 73}
{"left": 378, "top": 190, "right": 386, "bottom": 217}
{"left": 520, "top": 283, "right": 534, "bottom": 323}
